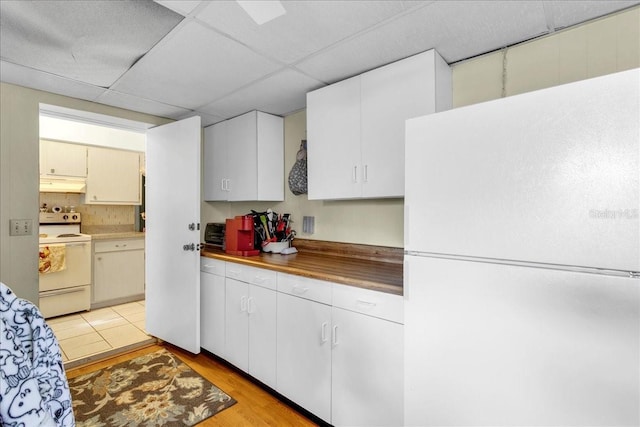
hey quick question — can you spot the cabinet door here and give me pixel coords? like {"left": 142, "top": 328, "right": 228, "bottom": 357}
{"left": 93, "top": 248, "right": 145, "bottom": 303}
{"left": 277, "top": 292, "right": 332, "bottom": 422}
{"left": 203, "top": 122, "right": 228, "bottom": 201}
{"left": 256, "top": 112, "right": 284, "bottom": 201}
{"left": 86, "top": 146, "right": 141, "bottom": 204}
{"left": 360, "top": 51, "right": 437, "bottom": 198}
{"left": 227, "top": 111, "right": 258, "bottom": 201}
{"left": 225, "top": 278, "right": 249, "bottom": 372}
{"left": 201, "top": 270, "right": 226, "bottom": 357}
{"left": 41, "top": 140, "right": 87, "bottom": 177}
{"left": 248, "top": 284, "right": 277, "bottom": 389}
{"left": 331, "top": 307, "right": 404, "bottom": 427}
{"left": 307, "top": 77, "right": 361, "bottom": 200}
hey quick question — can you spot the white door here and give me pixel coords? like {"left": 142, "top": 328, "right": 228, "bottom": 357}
{"left": 404, "top": 255, "right": 640, "bottom": 426}
{"left": 145, "top": 116, "right": 201, "bottom": 354}
{"left": 225, "top": 278, "right": 249, "bottom": 372}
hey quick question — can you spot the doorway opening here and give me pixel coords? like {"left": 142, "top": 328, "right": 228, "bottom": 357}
{"left": 38, "top": 103, "right": 155, "bottom": 367}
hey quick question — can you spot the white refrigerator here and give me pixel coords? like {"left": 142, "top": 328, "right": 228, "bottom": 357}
{"left": 404, "top": 69, "right": 639, "bottom": 426}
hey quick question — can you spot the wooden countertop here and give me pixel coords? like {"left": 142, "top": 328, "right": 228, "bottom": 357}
{"left": 201, "top": 240, "right": 403, "bottom": 296}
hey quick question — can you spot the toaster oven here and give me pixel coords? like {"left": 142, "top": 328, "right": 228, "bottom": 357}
{"left": 204, "top": 222, "right": 225, "bottom": 247}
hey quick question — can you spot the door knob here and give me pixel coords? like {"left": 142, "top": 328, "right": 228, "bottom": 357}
{"left": 183, "top": 243, "right": 196, "bottom": 251}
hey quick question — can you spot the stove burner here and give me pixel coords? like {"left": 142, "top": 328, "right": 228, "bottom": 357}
{"left": 57, "top": 233, "right": 81, "bottom": 238}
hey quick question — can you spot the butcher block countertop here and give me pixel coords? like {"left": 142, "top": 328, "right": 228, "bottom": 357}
{"left": 201, "top": 239, "right": 404, "bottom": 296}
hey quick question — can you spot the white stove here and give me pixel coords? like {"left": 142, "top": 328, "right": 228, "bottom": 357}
{"left": 39, "top": 212, "right": 92, "bottom": 318}
{"left": 39, "top": 212, "right": 91, "bottom": 244}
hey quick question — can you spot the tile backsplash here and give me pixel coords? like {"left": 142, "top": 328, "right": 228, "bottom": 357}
{"left": 39, "top": 193, "right": 136, "bottom": 233}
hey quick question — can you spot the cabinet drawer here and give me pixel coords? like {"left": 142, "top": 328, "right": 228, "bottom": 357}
{"left": 332, "top": 283, "right": 403, "bottom": 324}
{"left": 39, "top": 285, "right": 90, "bottom": 318}
{"left": 277, "top": 273, "right": 332, "bottom": 305}
{"left": 95, "top": 238, "right": 145, "bottom": 253}
{"left": 200, "top": 257, "right": 225, "bottom": 276}
{"left": 226, "top": 262, "right": 276, "bottom": 290}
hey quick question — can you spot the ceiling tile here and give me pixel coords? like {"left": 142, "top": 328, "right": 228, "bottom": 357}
{"left": 543, "top": 0, "right": 640, "bottom": 29}
{"left": 155, "top": 0, "right": 203, "bottom": 17}
{"left": 0, "top": 60, "right": 106, "bottom": 101}
{"left": 195, "top": 0, "right": 407, "bottom": 64}
{"left": 178, "top": 111, "right": 224, "bottom": 127}
{"left": 199, "top": 68, "right": 326, "bottom": 119}
{"left": 111, "top": 20, "right": 282, "bottom": 110}
{"left": 296, "top": 1, "right": 550, "bottom": 83}
{"left": 95, "top": 90, "right": 192, "bottom": 119}
{"left": 0, "top": 0, "right": 182, "bottom": 87}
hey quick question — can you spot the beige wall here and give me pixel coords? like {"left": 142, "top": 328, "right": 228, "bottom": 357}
{"left": 452, "top": 7, "right": 639, "bottom": 107}
{"left": 2, "top": 6, "right": 638, "bottom": 302}
{"left": 0, "top": 83, "right": 169, "bottom": 302}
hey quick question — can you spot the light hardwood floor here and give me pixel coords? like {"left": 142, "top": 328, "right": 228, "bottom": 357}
{"left": 65, "top": 343, "right": 322, "bottom": 426}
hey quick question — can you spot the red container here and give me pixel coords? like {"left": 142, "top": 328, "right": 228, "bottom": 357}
{"left": 225, "top": 215, "right": 260, "bottom": 256}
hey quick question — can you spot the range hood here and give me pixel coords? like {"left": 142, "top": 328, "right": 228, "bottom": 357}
{"left": 39, "top": 177, "right": 86, "bottom": 193}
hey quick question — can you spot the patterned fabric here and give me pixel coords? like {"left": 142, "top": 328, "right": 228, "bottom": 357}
{"left": 288, "top": 139, "right": 307, "bottom": 195}
{"left": 0, "top": 282, "right": 75, "bottom": 427}
{"left": 69, "top": 349, "right": 236, "bottom": 426}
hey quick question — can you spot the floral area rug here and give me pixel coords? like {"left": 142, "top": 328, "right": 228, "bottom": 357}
{"left": 68, "top": 348, "right": 236, "bottom": 426}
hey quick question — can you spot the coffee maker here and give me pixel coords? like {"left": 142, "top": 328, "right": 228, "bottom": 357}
{"left": 225, "top": 215, "right": 260, "bottom": 256}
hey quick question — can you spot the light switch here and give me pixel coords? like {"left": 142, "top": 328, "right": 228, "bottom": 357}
{"left": 9, "top": 219, "right": 33, "bottom": 236}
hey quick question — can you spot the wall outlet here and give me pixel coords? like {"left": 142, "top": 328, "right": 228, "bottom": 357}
{"left": 302, "top": 216, "right": 315, "bottom": 234}
{"left": 9, "top": 219, "right": 33, "bottom": 236}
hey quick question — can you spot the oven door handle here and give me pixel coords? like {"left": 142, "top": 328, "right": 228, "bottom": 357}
{"left": 40, "top": 287, "right": 86, "bottom": 297}
{"left": 63, "top": 242, "right": 88, "bottom": 247}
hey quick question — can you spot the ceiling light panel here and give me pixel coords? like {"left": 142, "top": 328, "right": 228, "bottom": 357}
{"left": 111, "top": 20, "right": 282, "bottom": 109}
{"left": 0, "top": 0, "right": 183, "bottom": 87}
{"left": 236, "top": 0, "right": 286, "bottom": 25}
{"left": 195, "top": 0, "right": 406, "bottom": 65}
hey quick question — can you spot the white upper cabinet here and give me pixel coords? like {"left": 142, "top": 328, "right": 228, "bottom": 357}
{"left": 307, "top": 78, "right": 361, "bottom": 200}
{"left": 40, "top": 140, "right": 87, "bottom": 177}
{"left": 85, "top": 146, "right": 142, "bottom": 205}
{"left": 307, "top": 49, "right": 452, "bottom": 200}
{"left": 204, "top": 110, "right": 284, "bottom": 202}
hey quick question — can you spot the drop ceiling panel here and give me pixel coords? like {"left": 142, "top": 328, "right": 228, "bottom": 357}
{"left": 95, "top": 90, "right": 192, "bottom": 119}
{"left": 296, "top": 1, "right": 551, "bottom": 83}
{"left": 111, "top": 20, "right": 282, "bottom": 109}
{"left": 199, "top": 68, "right": 326, "bottom": 118}
{"left": 544, "top": 1, "right": 640, "bottom": 29}
{"left": 195, "top": 0, "right": 408, "bottom": 64}
{"left": 155, "top": 0, "right": 202, "bottom": 17}
{"left": 0, "top": 60, "right": 106, "bottom": 102}
{"left": 0, "top": 0, "right": 182, "bottom": 87}
{"left": 177, "top": 111, "right": 225, "bottom": 127}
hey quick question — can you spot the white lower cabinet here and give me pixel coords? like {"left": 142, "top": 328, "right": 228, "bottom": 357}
{"left": 224, "top": 265, "right": 277, "bottom": 389}
{"left": 276, "top": 291, "right": 332, "bottom": 422}
{"left": 200, "top": 258, "right": 225, "bottom": 357}
{"left": 93, "top": 238, "right": 145, "bottom": 306}
{"left": 201, "top": 262, "right": 404, "bottom": 426}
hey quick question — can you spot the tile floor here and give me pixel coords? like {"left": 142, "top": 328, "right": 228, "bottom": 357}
{"left": 47, "top": 301, "right": 155, "bottom": 366}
